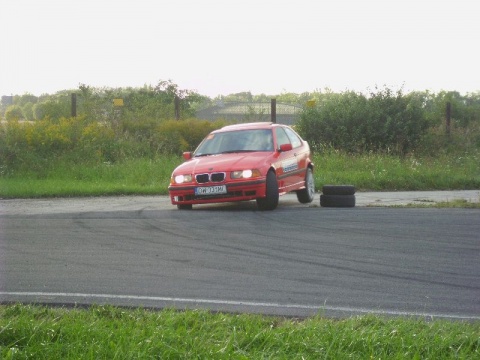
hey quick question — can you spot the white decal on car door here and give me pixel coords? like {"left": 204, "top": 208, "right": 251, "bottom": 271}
{"left": 282, "top": 159, "right": 298, "bottom": 173}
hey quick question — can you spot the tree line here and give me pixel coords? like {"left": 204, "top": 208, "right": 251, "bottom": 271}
{"left": 1, "top": 80, "right": 479, "bottom": 156}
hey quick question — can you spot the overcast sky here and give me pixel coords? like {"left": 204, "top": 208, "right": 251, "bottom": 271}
{"left": 1, "top": 0, "right": 478, "bottom": 98}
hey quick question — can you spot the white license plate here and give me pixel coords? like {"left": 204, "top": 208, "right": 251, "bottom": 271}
{"left": 195, "top": 185, "right": 227, "bottom": 196}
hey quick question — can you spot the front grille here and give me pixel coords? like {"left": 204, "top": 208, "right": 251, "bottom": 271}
{"left": 211, "top": 172, "right": 225, "bottom": 182}
{"left": 196, "top": 174, "right": 210, "bottom": 183}
{"left": 196, "top": 172, "right": 225, "bottom": 184}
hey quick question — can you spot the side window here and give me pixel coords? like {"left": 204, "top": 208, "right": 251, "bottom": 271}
{"left": 275, "top": 128, "right": 290, "bottom": 148}
{"left": 284, "top": 127, "right": 302, "bottom": 148}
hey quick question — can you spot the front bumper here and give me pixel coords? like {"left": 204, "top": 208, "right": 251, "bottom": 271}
{"left": 168, "top": 179, "right": 266, "bottom": 205}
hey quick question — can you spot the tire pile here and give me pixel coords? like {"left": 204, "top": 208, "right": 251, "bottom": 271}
{"left": 320, "top": 185, "right": 356, "bottom": 207}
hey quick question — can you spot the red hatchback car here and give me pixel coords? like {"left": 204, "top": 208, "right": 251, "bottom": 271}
{"left": 168, "top": 122, "right": 315, "bottom": 210}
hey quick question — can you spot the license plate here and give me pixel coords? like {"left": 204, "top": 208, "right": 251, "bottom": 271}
{"left": 195, "top": 185, "right": 227, "bottom": 196}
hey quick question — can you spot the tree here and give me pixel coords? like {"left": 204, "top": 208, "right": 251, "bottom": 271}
{"left": 5, "top": 105, "right": 24, "bottom": 121}
{"left": 33, "top": 97, "right": 70, "bottom": 121}
{"left": 21, "top": 102, "right": 35, "bottom": 121}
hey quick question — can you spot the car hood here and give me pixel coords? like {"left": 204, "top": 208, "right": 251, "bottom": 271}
{"left": 173, "top": 152, "right": 272, "bottom": 174}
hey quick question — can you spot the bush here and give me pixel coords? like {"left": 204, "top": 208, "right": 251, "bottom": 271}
{"left": 0, "top": 117, "right": 117, "bottom": 171}
{"left": 33, "top": 98, "right": 70, "bottom": 120}
{"left": 297, "top": 87, "right": 429, "bottom": 155}
{"left": 153, "top": 119, "right": 226, "bottom": 154}
{"left": 21, "top": 102, "right": 35, "bottom": 121}
{"left": 0, "top": 119, "right": 29, "bottom": 170}
{"left": 5, "top": 105, "right": 24, "bottom": 121}
{"left": 0, "top": 114, "right": 228, "bottom": 174}
{"left": 298, "top": 92, "right": 368, "bottom": 153}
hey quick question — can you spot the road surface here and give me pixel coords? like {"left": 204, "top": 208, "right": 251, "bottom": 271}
{"left": 1, "top": 195, "right": 479, "bottom": 319}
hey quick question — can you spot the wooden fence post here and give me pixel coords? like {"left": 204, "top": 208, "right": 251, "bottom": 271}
{"left": 174, "top": 95, "right": 180, "bottom": 120}
{"left": 446, "top": 102, "right": 451, "bottom": 137}
{"left": 71, "top": 93, "right": 77, "bottom": 117}
{"left": 271, "top": 98, "right": 276, "bottom": 124}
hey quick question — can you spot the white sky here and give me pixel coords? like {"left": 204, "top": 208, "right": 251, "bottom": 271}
{"left": 1, "top": 0, "right": 479, "bottom": 98}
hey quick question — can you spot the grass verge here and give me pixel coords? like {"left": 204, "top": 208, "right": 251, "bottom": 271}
{"left": 1, "top": 304, "right": 479, "bottom": 359}
{"left": 1, "top": 152, "right": 479, "bottom": 199}
{"left": 314, "top": 150, "right": 480, "bottom": 191}
{"left": 399, "top": 199, "right": 480, "bottom": 208}
{"left": 0, "top": 157, "right": 178, "bottom": 198}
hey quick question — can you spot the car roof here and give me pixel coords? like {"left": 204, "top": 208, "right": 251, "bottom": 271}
{"left": 215, "top": 122, "right": 282, "bottom": 132}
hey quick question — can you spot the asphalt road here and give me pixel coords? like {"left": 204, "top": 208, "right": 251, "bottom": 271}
{"left": 1, "top": 196, "right": 479, "bottom": 319}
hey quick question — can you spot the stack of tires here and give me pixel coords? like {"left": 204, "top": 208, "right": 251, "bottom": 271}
{"left": 320, "top": 185, "right": 356, "bottom": 208}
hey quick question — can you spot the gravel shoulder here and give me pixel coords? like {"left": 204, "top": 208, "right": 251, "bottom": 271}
{"left": 1, "top": 190, "right": 479, "bottom": 215}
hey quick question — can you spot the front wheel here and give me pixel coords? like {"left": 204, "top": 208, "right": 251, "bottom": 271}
{"left": 256, "top": 171, "right": 279, "bottom": 211}
{"left": 296, "top": 168, "right": 315, "bottom": 203}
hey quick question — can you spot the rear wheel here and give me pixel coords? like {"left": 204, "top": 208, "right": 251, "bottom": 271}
{"left": 296, "top": 168, "right": 315, "bottom": 203}
{"left": 256, "top": 170, "right": 279, "bottom": 211}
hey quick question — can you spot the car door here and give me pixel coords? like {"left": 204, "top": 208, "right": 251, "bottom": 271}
{"left": 284, "top": 126, "right": 308, "bottom": 187}
{"left": 274, "top": 127, "right": 299, "bottom": 191}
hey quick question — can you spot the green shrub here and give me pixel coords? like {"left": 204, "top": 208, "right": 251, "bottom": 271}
{"left": 33, "top": 98, "right": 70, "bottom": 120}
{"left": 80, "top": 120, "right": 117, "bottom": 161}
{"left": 21, "top": 102, "right": 35, "bottom": 120}
{"left": 153, "top": 119, "right": 226, "bottom": 154}
{"left": 297, "top": 88, "right": 429, "bottom": 155}
{"left": 0, "top": 119, "right": 29, "bottom": 169}
{"left": 0, "top": 117, "right": 117, "bottom": 171}
{"left": 298, "top": 91, "right": 368, "bottom": 153}
{"left": 0, "top": 114, "right": 228, "bottom": 174}
{"left": 5, "top": 105, "right": 24, "bottom": 121}
{"left": 417, "top": 122, "right": 480, "bottom": 156}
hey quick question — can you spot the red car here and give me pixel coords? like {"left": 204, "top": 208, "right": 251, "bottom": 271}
{"left": 168, "top": 122, "right": 315, "bottom": 210}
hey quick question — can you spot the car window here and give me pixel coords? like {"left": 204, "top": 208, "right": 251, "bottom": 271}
{"left": 195, "top": 133, "right": 223, "bottom": 154}
{"left": 249, "top": 130, "right": 274, "bottom": 151}
{"left": 275, "top": 128, "right": 290, "bottom": 148}
{"left": 195, "top": 129, "right": 274, "bottom": 155}
{"left": 284, "top": 127, "right": 303, "bottom": 148}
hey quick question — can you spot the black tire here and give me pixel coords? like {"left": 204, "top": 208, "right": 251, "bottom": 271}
{"left": 320, "top": 194, "right": 356, "bottom": 208}
{"left": 177, "top": 204, "right": 193, "bottom": 210}
{"left": 322, "top": 185, "right": 356, "bottom": 196}
{"left": 256, "top": 171, "right": 279, "bottom": 211}
{"left": 296, "top": 168, "right": 315, "bottom": 204}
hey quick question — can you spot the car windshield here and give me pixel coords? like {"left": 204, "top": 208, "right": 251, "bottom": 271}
{"left": 195, "top": 129, "right": 274, "bottom": 156}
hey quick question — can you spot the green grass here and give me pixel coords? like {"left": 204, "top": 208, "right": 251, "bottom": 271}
{"left": 1, "top": 150, "right": 479, "bottom": 358}
{"left": 0, "top": 157, "right": 179, "bottom": 198}
{"left": 1, "top": 304, "right": 479, "bottom": 359}
{"left": 314, "top": 150, "right": 480, "bottom": 191}
{"left": 1, "top": 151, "right": 479, "bottom": 199}
{"left": 396, "top": 199, "right": 480, "bottom": 209}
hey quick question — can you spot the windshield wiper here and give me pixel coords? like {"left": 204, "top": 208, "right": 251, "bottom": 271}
{"left": 195, "top": 150, "right": 256, "bottom": 157}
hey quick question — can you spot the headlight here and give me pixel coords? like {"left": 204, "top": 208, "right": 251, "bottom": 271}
{"left": 172, "top": 174, "right": 193, "bottom": 184}
{"left": 231, "top": 169, "right": 261, "bottom": 179}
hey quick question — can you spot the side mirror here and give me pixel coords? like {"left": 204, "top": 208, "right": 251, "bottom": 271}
{"left": 182, "top": 152, "right": 193, "bottom": 160}
{"left": 278, "top": 143, "right": 293, "bottom": 152}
